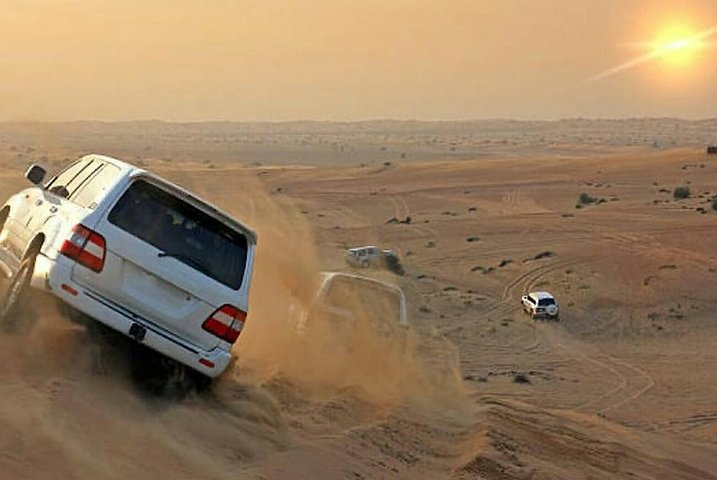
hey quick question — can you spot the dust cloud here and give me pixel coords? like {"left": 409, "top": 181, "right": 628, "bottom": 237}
{"left": 217, "top": 178, "right": 466, "bottom": 407}
{"left": 0, "top": 173, "right": 467, "bottom": 479}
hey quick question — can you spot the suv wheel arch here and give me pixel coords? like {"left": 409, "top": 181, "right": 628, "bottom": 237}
{"left": 0, "top": 207, "right": 9, "bottom": 232}
{"left": 23, "top": 234, "right": 45, "bottom": 260}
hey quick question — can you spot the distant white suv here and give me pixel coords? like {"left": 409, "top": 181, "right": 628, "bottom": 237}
{"left": 521, "top": 291, "right": 559, "bottom": 320}
{"left": 345, "top": 246, "right": 404, "bottom": 275}
{"left": 0, "top": 154, "right": 256, "bottom": 380}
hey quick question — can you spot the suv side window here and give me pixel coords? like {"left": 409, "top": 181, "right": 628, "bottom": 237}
{"left": 71, "top": 163, "right": 122, "bottom": 209}
{"left": 46, "top": 159, "right": 93, "bottom": 198}
{"left": 528, "top": 295, "right": 536, "bottom": 304}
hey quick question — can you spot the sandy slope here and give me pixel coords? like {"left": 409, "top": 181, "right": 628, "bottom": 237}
{"left": 0, "top": 142, "right": 716, "bottom": 478}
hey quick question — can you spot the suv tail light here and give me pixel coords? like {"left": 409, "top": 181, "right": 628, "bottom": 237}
{"left": 60, "top": 224, "right": 106, "bottom": 273}
{"left": 202, "top": 305, "right": 246, "bottom": 344}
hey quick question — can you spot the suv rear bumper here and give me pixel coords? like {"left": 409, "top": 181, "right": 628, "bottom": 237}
{"left": 38, "top": 255, "right": 231, "bottom": 378}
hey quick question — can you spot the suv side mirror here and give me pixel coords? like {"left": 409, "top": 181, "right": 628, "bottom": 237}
{"left": 25, "top": 164, "right": 46, "bottom": 185}
{"left": 49, "top": 185, "right": 70, "bottom": 199}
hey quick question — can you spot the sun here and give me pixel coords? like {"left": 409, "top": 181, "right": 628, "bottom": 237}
{"left": 585, "top": 23, "right": 717, "bottom": 84}
{"left": 645, "top": 25, "right": 706, "bottom": 67}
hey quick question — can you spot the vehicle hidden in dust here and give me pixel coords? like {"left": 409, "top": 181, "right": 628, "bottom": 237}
{"left": 294, "top": 271, "right": 408, "bottom": 348}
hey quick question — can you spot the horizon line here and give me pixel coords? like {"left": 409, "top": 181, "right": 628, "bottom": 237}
{"left": 1, "top": 116, "right": 717, "bottom": 124}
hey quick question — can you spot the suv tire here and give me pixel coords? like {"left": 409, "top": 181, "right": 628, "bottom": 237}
{"left": 0, "top": 253, "right": 36, "bottom": 332}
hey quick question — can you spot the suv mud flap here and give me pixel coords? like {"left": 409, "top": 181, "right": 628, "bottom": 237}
{"left": 129, "top": 322, "right": 147, "bottom": 342}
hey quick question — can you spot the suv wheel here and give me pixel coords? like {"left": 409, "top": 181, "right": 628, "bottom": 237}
{"left": 0, "top": 254, "right": 36, "bottom": 332}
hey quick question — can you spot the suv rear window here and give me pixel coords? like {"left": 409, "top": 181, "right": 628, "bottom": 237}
{"left": 108, "top": 180, "right": 248, "bottom": 289}
{"left": 538, "top": 298, "right": 556, "bottom": 307}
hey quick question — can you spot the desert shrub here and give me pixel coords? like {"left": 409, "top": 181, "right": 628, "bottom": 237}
{"left": 513, "top": 373, "right": 531, "bottom": 384}
{"left": 578, "top": 192, "right": 597, "bottom": 205}
{"left": 673, "top": 186, "right": 690, "bottom": 199}
{"left": 712, "top": 196, "right": 717, "bottom": 211}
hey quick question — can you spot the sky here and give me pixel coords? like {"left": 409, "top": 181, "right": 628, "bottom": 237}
{"left": 1, "top": 0, "right": 716, "bottom": 121}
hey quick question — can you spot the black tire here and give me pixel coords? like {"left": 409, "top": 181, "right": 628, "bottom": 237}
{"left": 130, "top": 344, "right": 212, "bottom": 398}
{"left": 0, "top": 254, "right": 36, "bottom": 332}
{"left": 0, "top": 208, "right": 8, "bottom": 233}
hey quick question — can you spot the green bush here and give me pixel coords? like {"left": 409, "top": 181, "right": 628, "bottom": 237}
{"left": 673, "top": 186, "right": 690, "bottom": 199}
{"left": 578, "top": 192, "right": 597, "bottom": 205}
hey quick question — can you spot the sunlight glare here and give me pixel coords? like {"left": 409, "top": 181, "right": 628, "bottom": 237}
{"left": 647, "top": 25, "right": 705, "bottom": 67}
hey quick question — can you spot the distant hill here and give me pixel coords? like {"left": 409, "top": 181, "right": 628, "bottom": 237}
{"left": 0, "top": 118, "right": 714, "bottom": 167}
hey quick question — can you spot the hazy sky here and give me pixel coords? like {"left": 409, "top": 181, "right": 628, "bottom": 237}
{"left": 1, "top": 0, "right": 716, "bottom": 121}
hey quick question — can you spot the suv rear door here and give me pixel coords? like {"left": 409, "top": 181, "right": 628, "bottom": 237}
{"left": 71, "top": 176, "right": 254, "bottom": 352}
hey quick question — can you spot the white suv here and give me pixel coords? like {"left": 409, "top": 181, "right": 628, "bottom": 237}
{"left": 0, "top": 154, "right": 256, "bottom": 380}
{"left": 521, "top": 291, "right": 559, "bottom": 320}
{"left": 345, "top": 246, "right": 404, "bottom": 275}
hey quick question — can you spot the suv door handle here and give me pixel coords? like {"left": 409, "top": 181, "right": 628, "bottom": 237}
{"left": 49, "top": 206, "right": 58, "bottom": 213}
{"left": 35, "top": 199, "right": 43, "bottom": 206}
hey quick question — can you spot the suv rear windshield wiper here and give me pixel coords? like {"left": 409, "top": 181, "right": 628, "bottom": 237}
{"left": 158, "top": 251, "right": 210, "bottom": 276}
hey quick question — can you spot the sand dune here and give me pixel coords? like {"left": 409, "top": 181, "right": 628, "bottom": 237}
{"left": 0, "top": 123, "right": 715, "bottom": 478}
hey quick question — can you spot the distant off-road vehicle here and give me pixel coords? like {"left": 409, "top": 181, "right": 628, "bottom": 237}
{"left": 345, "top": 246, "right": 404, "bottom": 275}
{"left": 707, "top": 145, "right": 717, "bottom": 155}
{"left": 0, "top": 154, "right": 257, "bottom": 381}
{"left": 296, "top": 271, "right": 408, "bottom": 342}
{"left": 521, "top": 291, "right": 559, "bottom": 320}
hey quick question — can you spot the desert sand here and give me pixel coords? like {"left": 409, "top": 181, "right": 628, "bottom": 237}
{"left": 0, "top": 121, "right": 715, "bottom": 479}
